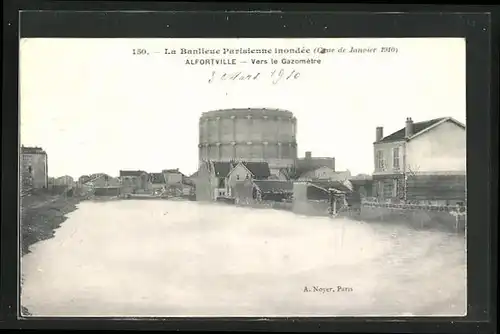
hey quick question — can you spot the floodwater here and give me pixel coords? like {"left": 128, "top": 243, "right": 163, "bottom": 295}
{"left": 21, "top": 200, "right": 467, "bottom": 317}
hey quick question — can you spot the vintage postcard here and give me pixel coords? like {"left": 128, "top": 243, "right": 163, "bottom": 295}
{"left": 19, "top": 37, "right": 467, "bottom": 317}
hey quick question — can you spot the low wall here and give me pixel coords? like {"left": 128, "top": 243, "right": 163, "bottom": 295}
{"left": 292, "top": 199, "right": 330, "bottom": 217}
{"left": 359, "top": 202, "right": 466, "bottom": 232}
{"left": 237, "top": 200, "right": 293, "bottom": 212}
{"left": 94, "top": 187, "right": 120, "bottom": 197}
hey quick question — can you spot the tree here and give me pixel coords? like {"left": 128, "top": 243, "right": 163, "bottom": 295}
{"left": 404, "top": 164, "right": 420, "bottom": 203}
{"left": 284, "top": 165, "right": 300, "bottom": 180}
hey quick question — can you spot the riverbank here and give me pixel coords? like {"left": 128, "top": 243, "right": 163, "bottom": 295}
{"left": 21, "top": 193, "right": 83, "bottom": 256}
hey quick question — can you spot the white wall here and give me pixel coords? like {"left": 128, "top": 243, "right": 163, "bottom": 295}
{"left": 298, "top": 167, "right": 351, "bottom": 181}
{"left": 406, "top": 121, "right": 466, "bottom": 173}
{"left": 165, "top": 172, "right": 182, "bottom": 185}
{"left": 373, "top": 141, "right": 405, "bottom": 175}
{"left": 227, "top": 164, "right": 252, "bottom": 190}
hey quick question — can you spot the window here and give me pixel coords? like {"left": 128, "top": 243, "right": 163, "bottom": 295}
{"left": 236, "top": 174, "right": 240, "bottom": 180}
{"left": 393, "top": 147, "right": 400, "bottom": 169}
{"left": 376, "top": 150, "right": 384, "bottom": 170}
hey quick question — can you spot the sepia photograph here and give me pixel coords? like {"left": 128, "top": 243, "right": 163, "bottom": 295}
{"left": 19, "top": 37, "right": 467, "bottom": 317}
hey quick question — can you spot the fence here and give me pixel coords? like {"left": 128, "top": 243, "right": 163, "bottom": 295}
{"left": 94, "top": 187, "right": 121, "bottom": 197}
{"left": 359, "top": 202, "right": 466, "bottom": 232}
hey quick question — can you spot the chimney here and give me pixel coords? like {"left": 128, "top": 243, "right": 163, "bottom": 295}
{"left": 405, "top": 117, "right": 414, "bottom": 137}
{"left": 332, "top": 157, "right": 336, "bottom": 171}
{"left": 376, "top": 127, "right": 384, "bottom": 142}
{"left": 305, "top": 151, "right": 312, "bottom": 159}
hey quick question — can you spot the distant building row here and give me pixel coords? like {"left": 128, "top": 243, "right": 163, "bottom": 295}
{"left": 71, "top": 168, "right": 194, "bottom": 197}
{"left": 194, "top": 159, "right": 351, "bottom": 201}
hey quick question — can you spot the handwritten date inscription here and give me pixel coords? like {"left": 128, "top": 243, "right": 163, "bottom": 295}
{"left": 208, "top": 69, "right": 300, "bottom": 85}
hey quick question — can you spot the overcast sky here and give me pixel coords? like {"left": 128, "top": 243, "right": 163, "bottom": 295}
{"left": 20, "top": 38, "right": 465, "bottom": 178}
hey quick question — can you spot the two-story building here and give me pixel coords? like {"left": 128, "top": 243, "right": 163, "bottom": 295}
{"left": 373, "top": 117, "right": 466, "bottom": 204}
{"left": 53, "top": 175, "right": 75, "bottom": 187}
{"left": 195, "top": 161, "right": 234, "bottom": 201}
{"left": 225, "top": 161, "right": 271, "bottom": 197}
{"left": 20, "top": 146, "right": 48, "bottom": 189}
{"left": 119, "top": 170, "right": 150, "bottom": 194}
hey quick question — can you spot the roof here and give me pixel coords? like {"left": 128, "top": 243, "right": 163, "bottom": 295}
{"left": 201, "top": 108, "right": 294, "bottom": 119}
{"left": 211, "top": 162, "right": 232, "bottom": 177}
{"left": 241, "top": 162, "right": 271, "bottom": 179}
{"left": 120, "top": 170, "right": 147, "bottom": 177}
{"left": 89, "top": 173, "right": 107, "bottom": 179}
{"left": 298, "top": 166, "right": 341, "bottom": 180}
{"left": 21, "top": 146, "right": 46, "bottom": 154}
{"left": 150, "top": 173, "right": 166, "bottom": 184}
{"left": 163, "top": 168, "right": 180, "bottom": 173}
{"left": 294, "top": 158, "right": 336, "bottom": 178}
{"left": 376, "top": 117, "right": 465, "bottom": 144}
{"left": 309, "top": 180, "right": 353, "bottom": 193}
{"left": 254, "top": 180, "right": 293, "bottom": 193}
{"left": 56, "top": 175, "right": 74, "bottom": 181}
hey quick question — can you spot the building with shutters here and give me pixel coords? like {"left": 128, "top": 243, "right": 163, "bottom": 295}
{"left": 372, "top": 117, "right": 466, "bottom": 204}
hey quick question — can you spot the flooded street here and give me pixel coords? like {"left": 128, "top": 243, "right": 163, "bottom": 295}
{"left": 21, "top": 200, "right": 466, "bottom": 317}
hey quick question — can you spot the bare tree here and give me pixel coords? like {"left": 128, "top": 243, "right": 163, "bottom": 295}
{"left": 404, "top": 164, "right": 420, "bottom": 204}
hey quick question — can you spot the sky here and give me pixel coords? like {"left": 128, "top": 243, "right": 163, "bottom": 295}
{"left": 20, "top": 38, "right": 466, "bottom": 178}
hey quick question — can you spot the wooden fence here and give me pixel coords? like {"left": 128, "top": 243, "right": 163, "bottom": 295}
{"left": 406, "top": 174, "right": 466, "bottom": 202}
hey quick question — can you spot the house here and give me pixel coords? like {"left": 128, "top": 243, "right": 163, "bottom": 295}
{"left": 162, "top": 168, "right": 183, "bottom": 186}
{"left": 278, "top": 151, "right": 336, "bottom": 181}
{"left": 119, "top": 170, "right": 150, "bottom": 193}
{"left": 297, "top": 166, "right": 351, "bottom": 182}
{"left": 20, "top": 146, "right": 48, "bottom": 189}
{"left": 150, "top": 172, "right": 167, "bottom": 193}
{"left": 373, "top": 117, "right": 466, "bottom": 204}
{"left": 226, "top": 161, "right": 271, "bottom": 197}
{"left": 85, "top": 173, "right": 120, "bottom": 187}
{"left": 195, "top": 161, "right": 234, "bottom": 201}
{"left": 78, "top": 175, "right": 91, "bottom": 184}
{"left": 53, "top": 175, "right": 75, "bottom": 187}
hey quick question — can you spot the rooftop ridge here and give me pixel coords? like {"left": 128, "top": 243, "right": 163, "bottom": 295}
{"left": 201, "top": 108, "right": 294, "bottom": 117}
